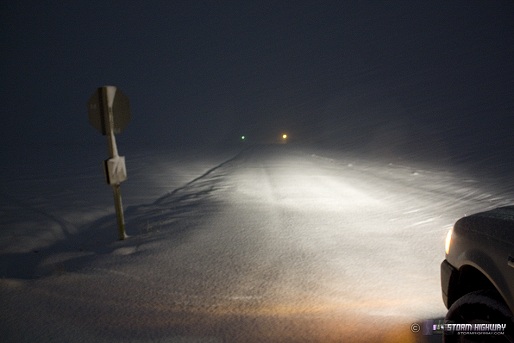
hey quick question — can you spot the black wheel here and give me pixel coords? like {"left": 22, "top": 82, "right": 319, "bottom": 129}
{"left": 443, "top": 290, "right": 513, "bottom": 343}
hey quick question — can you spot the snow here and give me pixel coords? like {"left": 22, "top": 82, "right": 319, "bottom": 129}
{"left": 1, "top": 141, "right": 514, "bottom": 342}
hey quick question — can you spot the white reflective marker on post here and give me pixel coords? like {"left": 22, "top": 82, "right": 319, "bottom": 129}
{"left": 88, "top": 85, "right": 131, "bottom": 240}
{"left": 105, "top": 156, "right": 127, "bottom": 185}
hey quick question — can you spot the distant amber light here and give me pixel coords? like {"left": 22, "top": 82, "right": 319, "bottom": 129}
{"left": 282, "top": 134, "right": 288, "bottom": 140}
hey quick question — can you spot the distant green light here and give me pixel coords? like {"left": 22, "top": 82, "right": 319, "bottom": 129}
{"left": 241, "top": 135, "right": 245, "bottom": 140}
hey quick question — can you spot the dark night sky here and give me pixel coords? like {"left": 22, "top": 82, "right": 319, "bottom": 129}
{"left": 2, "top": 1, "right": 514, "bottom": 158}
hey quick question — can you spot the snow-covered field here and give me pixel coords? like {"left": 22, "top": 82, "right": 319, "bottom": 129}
{"left": 1, "top": 141, "right": 514, "bottom": 342}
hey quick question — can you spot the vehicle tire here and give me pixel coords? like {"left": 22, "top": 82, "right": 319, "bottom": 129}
{"left": 443, "top": 290, "right": 513, "bottom": 343}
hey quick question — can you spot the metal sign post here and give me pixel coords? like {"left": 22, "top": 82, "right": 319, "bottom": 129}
{"left": 88, "top": 86, "right": 131, "bottom": 240}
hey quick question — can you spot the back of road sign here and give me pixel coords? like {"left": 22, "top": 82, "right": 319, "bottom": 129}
{"left": 88, "top": 86, "right": 131, "bottom": 135}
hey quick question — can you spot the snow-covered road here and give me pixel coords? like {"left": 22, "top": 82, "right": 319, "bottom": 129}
{"left": 1, "top": 144, "right": 512, "bottom": 342}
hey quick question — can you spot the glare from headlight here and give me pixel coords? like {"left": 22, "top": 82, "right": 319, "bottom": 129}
{"left": 445, "top": 228, "right": 453, "bottom": 255}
